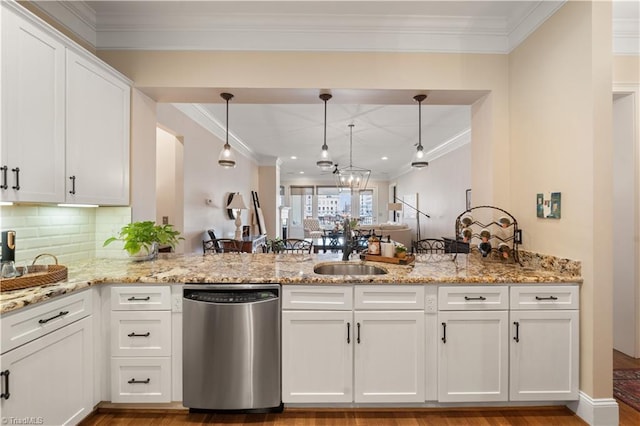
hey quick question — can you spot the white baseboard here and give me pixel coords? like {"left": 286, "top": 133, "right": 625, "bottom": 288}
{"left": 567, "top": 391, "right": 619, "bottom": 426}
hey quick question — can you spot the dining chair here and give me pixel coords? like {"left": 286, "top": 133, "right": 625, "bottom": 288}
{"left": 203, "top": 238, "right": 242, "bottom": 253}
{"left": 282, "top": 238, "right": 313, "bottom": 254}
{"left": 412, "top": 239, "right": 445, "bottom": 254}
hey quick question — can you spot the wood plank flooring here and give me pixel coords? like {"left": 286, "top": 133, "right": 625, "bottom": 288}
{"left": 78, "top": 350, "right": 640, "bottom": 426}
{"left": 81, "top": 406, "right": 586, "bottom": 426}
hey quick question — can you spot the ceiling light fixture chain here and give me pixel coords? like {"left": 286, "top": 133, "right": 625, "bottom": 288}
{"left": 316, "top": 93, "right": 333, "bottom": 170}
{"left": 218, "top": 92, "right": 237, "bottom": 168}
{"left": 411, "top": 94, "right": 429, "bottom": 169}
{"left": 336, "top": 123, "right": 370, "bottom": 192}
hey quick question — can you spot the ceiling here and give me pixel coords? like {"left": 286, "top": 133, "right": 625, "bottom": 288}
{"left": 30, "top": 1, "right": 639, "bottom": 180}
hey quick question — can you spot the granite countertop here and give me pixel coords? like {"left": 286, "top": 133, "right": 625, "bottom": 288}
{"left": 0, "top": 251, "right": 582, "bottom": 315}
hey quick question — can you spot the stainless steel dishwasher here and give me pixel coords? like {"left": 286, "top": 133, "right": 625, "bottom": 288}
{"left": 182, "top": 283, "right": 282, "bottom": 412}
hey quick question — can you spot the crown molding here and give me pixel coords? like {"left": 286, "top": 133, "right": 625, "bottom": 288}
{"left": 171, "top": 104, "right": 259, "bottom": 165}
{"left": 30, "top": 0, "right": 97, "bottom": 47}
{"left": 613, "top": 18, "right": 640, "bottom": 55}
{"left": 507, "top": 1, "right": 566, "bottom": 52}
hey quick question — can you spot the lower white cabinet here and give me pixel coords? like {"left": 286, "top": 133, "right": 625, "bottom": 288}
{"left": 437, "top": 286, "right": 509, "bottom": 402}
{"left": 0, "top": 315, "right": 94, "bottom": 424}
{"left": 282, "top": 285, "right": 425, "bottom": 404}
{"left": 354, "top": 310, "right": 425, "bottom": 403}
{"left": 437, "top": 310, "right": 509, "bottom": 402}
{"left": 110, "top": 286, "right": 172, "bottom": 403}
{"left": 509, "top": 286, "right": 579, "bottom": 401}
{"left": 282, "top": 310, "right": 353, "bottom": 403}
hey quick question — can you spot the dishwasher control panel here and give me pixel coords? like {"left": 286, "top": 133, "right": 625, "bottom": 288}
{"left": 184, "top": 288, "right": 279, "bottom": 304}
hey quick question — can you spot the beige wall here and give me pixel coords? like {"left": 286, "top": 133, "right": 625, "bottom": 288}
{"left": 509, "top": 1, "right": 613, "bottom": 398}
{"left": 97, "top": 2, "right": 623, "bottom": 403}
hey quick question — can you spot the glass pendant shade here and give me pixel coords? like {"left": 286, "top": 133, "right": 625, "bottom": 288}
{"left": 218, "top": 143, "right": 236, "bottom": 168}
{"left": 411, "top": 94, "right": 429, "bottom": 169}
{"left": 317, "top": 93, "right": 333, "bottom": 170}
{"left": 218, "top": 92, "right": 236, "bottom": 168}
{"left": 411, "top": 145, "right": 428, "bottom": 168}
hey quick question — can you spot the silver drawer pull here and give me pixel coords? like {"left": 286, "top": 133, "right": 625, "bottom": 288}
{"left": 127, "top": 296, "right": 151, "bottom": 301}
{"left": 127, "top": 378, "right": 150, "bottom": 384}
{"left": 38, "top": 311, "right": 69, "bottom": 324}
{"left": 535, "top": 296, "right": 558, "bottom": 301}
{"left": 464, "top": 296, "right": 486, "bottom": 301}
{"left": 127, "top": 332, "right": 151, "bottom": 338}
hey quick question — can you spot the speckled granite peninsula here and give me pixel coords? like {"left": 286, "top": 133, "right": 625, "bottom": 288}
{"left": 0, "top": 251, "right": 581, "bottom": 315}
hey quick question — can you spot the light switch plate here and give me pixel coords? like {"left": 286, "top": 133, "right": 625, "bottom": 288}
{"left": 425, "top": 295, "right": 437, "bottom": 313}
{"left": 172, "top": 294, "right": 182, "bottom": 312}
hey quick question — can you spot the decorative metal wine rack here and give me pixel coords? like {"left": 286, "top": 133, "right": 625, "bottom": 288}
{"left": 453, "top": 205, "right": 522, "bottom": 265}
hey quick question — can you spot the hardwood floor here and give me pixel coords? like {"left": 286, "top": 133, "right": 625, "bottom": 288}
{"left": 81, "top": 406, "right": 587, "bottom": 426}
{"left": 79, "top": 350, "right": 640, "bottom": 426}
{"left": 614, "top": 349, "right": 640, "bottom": 425}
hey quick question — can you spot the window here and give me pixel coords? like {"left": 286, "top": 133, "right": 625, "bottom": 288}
{"left": 290, "top": 186, "right": 314, "bottom": 227}
{"left": 317, "top": 186, "right": 352, "bottom": 227}
{"left": 359, "top": 189, "right": 374, "bottom": 225}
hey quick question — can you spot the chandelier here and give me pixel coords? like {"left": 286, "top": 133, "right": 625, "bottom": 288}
{"left": 335, "top": 124, "right": 371, "bottom": 191}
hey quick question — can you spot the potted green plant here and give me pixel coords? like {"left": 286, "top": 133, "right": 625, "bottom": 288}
{"left": 266, "top": 237, "right": 285, "bottom": 253}
{"left": 104, "top": 221, "right": 183, "bottom": 260}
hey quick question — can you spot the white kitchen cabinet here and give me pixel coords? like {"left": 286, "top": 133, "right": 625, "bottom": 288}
{"left": 509, "top": 286, "right": 579, "bottom": 401}
{"left": 282, "top": 310, "right": 353, "bottom": 403}
{"left": 110, "top": 286, "right": 172, "bottom": 403}
{"left": 282, "top": 285, "right": 425, "bottom": 404}
{"left": 66, "top": 50, "right": 130, "bottom": 206}
{"left": 0, "top": 315, "right": 94, "bottom": 425}
{"left": 1, "top": 3, "right": 66, "bottom": 203}
{"left": 354, "top": 310, "right": 425, "bottom": 403}
{"left": 437, "top": 286, "right": 509, "bottom": 402}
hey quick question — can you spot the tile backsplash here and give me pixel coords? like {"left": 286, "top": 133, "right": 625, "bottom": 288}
{"left": 0, "top": 205, "right": 131, "bottom": 264}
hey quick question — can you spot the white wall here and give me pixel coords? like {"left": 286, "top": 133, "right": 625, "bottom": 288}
{"left": 613, "top": 92, "right": 639, "bottom": 357}
{"left": 156, "top": 103, "right": 259, "bottom": 253}
{"left": 394, "top": 144, "right": 471, "bottom": 241}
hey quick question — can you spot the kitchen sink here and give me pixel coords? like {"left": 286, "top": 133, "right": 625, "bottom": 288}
{"left": 313, "top": 263, "right": 388, "bottom": 275}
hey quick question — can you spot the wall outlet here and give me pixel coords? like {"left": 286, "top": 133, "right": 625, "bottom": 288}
{"left": 172, "top": 294, "right": 182, "bottom": 312}
{"left": 162, "top": 216, "right": 169, "bottom": 225}
{"left": 425, "top": 295, "right": 437, "bottom": 313}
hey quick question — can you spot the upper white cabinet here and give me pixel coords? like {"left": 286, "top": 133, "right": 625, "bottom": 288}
{"left": 1, "top": 2, "right": 130, "bottom": 205}
{"left": 1, "top": 5, "right": 66, "bottom": 203}
{"left": 66, "top": 50, "right": 130, "bottom": 205}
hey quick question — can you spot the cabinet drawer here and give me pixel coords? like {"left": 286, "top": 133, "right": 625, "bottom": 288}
{"left": 1, "top": 289, "right": 92, "bottom": 354}
{"left": 110, "top": 311, "right": 171, "bottom": 356}
{"left": 438, "top": 286, "right": 508, "bottom": 310}
{"left": 110, "top": 357, "right": 171, "bottom": 403}
{"left": 354, "top": 285, "right": 425, "bottom": 310}
{"left": 510, "top": 285, "right": 579, "bottom": 310}
{"left": 111, "top": 286, "right": 171, "bottom": 310}
{"left": 282, "top": 286, "right": 352, "bottom": 310}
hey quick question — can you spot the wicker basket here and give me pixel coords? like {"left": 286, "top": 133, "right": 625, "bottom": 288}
{"left": 0, "top": 254, "right": 68, "bottom": 292}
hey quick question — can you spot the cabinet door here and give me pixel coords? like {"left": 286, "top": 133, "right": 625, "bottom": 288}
{"left": 354, "top": 310, "right": 425, "bottom": 403}
{"left": 510, "top": 310, "right": 579, "bottom": 401}
{"left": 0, "top": 316, "right": 93, "bottom": 424}
{"left": 438, "top": 310, "right": 508, "bottom": 402}
{"left": 66, "top": 50, "right": 130, "bottom": 205}
{"left": 1, "top": 6, "right": 65, "bottom": 203}
{"left": 282, "top": 310, "right": 353, "bottom": 403}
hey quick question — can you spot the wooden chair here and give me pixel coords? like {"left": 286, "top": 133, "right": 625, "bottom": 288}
{"left": 282, "top": 238, "right": 313, "bottom": 254}
{"left": 412, "top": 238, "right": 445, "bottom": 254}
{"left": 203, "top": 238, "right": 242, "bottom": 253}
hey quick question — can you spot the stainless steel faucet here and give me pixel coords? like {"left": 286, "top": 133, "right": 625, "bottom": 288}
{"left": 342, "top": 218, "right": 353, "bottom": 261}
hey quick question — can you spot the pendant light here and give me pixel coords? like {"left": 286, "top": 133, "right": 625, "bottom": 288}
{"left": 316, "top": 93, "right": 333, "bottom": 170}
{"left": 336, "top": 124, "right": 370, "bottom": 191}
{"left": 218, "top": 92, "right": 236, "bottom": 168}
{"left": 411, "top": 94, "right": 429, "bottom": 168}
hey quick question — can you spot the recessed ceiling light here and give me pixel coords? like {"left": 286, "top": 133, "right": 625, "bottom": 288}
{"left": 290, "top": 156, "right": 297, "bottom": 160}
{"left": 299, "top": 171, "right": 305, "bottom": 174}
{"left": 381, "top": 156, "right": 388, "bottom": 160}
